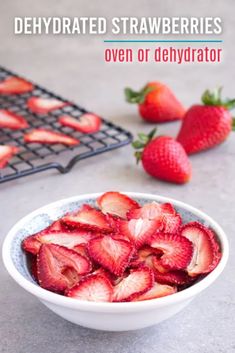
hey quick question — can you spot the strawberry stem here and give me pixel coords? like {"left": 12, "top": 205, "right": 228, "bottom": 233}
{"left": 232, "top": 118, "right": 235, "bottom": 131}
{"left": 125, "top": 85, "right": 155, "bottom": 104}
{"left": 132, "top": 128, "right": 157, "bottom": 164}
{"left": 202, "top": 87, "right": 235, "bottom": 110}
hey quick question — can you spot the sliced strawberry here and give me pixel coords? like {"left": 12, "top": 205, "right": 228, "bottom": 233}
{"left": 48, "top": 220, "right": 64, "bottom": 232}
{"left": 127, "top": 201, "right": 181, "bottom": 234}
{"left": 24, "top": 128, "right": 79, "bottom": 146}
{"left": 72, "top": 244, "right": 89, "bottom": 258}
{"left": 62, "top": 209, "right": 112, "bottom": 233}
{"left": 37, "top": 244, "right": 91, "bottom": 292}
{"left": 0, "top": 145, "right": 19, "bottom": 169}
{"left": 0, "top": 76, "right": 33, "bottom": 94}
{"left": 80, "top": 204, "right": 93, "bottom": 212}
{"left": 97, "top": 192, "right": 140, "bottom": 219}
{"left": 180, "top": 222, "right": 221, "bottom": 277}
{"left": 152, "top": 258, "right": 190, "bottom": 285}
{"left": 29, "top": 255, "right": 39, "bottom": 282}
{"left": 22, "top": 229, "right": 93, "bottom": 255}
{"left": 88, "top": 235, "right": 134, "bottom": 276}
{"left": 66, "top": 274, "right": 113, "bottom": 302}
{"left": 22, "top": 235, "right": 41, "bottom": 255}
{"left": 154, "top": 270, "right": 190, "bottom": 286}
{"left": 162, "top": 214, "right": 182, "bottom": 233}
{"left": 91, "top": 267, "right": 117, "bottom": 284}
{"left": 133, "top": 282, "right": 177, "bottom": 301}
{"left": 160, "top": 203, "right": 176, "bottom": 215}
{"left": 127, "top": 201, "right": 175, "bottom": 220}
{"left": 59, "top": 113, "right": 101, "bottom": 134}
{"left": 118, "top": 218, "right": 162, "bottom": 249}
{"left": 0, "top": 110, "right": 28, "bottom": 130}
{"left": 129, "top": 246, "right": 163, "bottom": 267}
{"left": 112, "top": 267, "right": 154, "bottom": 302}
{"left": 148, "top": 233, "right": 193, "bottom": 270}
{"left": 27, "top": 97, "right": 69, "bottom": 114}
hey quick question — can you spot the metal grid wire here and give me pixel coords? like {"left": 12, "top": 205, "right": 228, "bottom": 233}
{"left": 0, "top": 67, "right": 132, "bottom": 184}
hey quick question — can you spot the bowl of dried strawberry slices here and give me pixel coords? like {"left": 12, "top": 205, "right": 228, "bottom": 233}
{"left": 2, "top": 192, "right": 228, "bottom": 331}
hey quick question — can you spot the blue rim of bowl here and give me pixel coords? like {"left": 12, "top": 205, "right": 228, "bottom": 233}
{"left": 2, "top": 192, "right": 229, "bottom": 313}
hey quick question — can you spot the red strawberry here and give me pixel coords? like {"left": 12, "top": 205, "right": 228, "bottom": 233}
{"left": 133, "top": 129, "right": 192, "bottom": 184}
{"left": 180, "top": 222, "right": 221, "bottom": 277}
{"left": 59, "top": 113, "right": 101, "bottom": 134}
{"left": 0, "top": 145, "right": 19, "bottom": 169}
{"left": 24, "top": 128, "right": 79, "bottom": 146}
{"left": 37, "top": 244, "right": 91, "bottom": 292}
{"left": 118, "top": 218, "right": 162, "bottom": 249}
{"left": 148, "top": 233, "right": 193, "bottom": 270}
{"left": 0, "top": 76, "right": 33, "bottom": 94}
{"left": 177, "top": 88, "right": 235, "bottom": 154}
{"left": 62, "top": 209, "right": 112, "bottom": 233}
{"left": 125, "top": 81, "right": 185, "bottom": 123}
{"left": 27, "top": 97, "right": 69, "bottom": 114}
{"left": 97, "top": 191, "right": 140, "bottom": 219}
{"left": 112, "top": 267, "right": 154, "bottom": 302}
{"left": 88, "top": 235, "right": 134, "bottom": 276}
{"left": 22, "top": 229, "right": 93, "bottom": 255}
{"left": 66, "top": 274, "right": 113, "bottom": 302}
{"left": 0, "top": 110, "right": 28, "bottom": 130}
{"left": 133, "top": 282, "right": 176, "bottom": 301}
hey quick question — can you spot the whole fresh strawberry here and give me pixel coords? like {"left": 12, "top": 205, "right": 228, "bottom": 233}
{"left": 125, "top": 82, "right": 185, "bottom": 123}
{"left": 177, "top": 88, "right": 235, "bottom": 154}
{"left": 133, "top": 129, "right": 192, "bottom": 184}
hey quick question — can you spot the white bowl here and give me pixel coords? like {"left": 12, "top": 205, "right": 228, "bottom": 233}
{"left": 2, "top": 192, "right": 229, "bottom": 331}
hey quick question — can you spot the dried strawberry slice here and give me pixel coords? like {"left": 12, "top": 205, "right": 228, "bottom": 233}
{"left": 88, "top": 235, "right": 134, "bottom": 276}
{"left": 62, "top": 209, "right": 112, "bottom": 233}
{"left": 152, "top": 258, "right": 190, "bottom": 285}
{"left": 129, "top": 246, "right": 163, "bottom": 267}
{"left": 112, "top": 267, "right": 154, "bottom": 302}
{"left": 27, "top": 97, "right": 69, "bottom": 114}
{"left": 72, "top": 244, "right": 89, "bottom": 259}
{"left": 66, "top": 273, "right": 113, "bottom": 302}
{"left": 37, "top": 244, "right": 91, "bottom": 292}
{"left": 0, "top": 145, "right": 19, "bottom": 169}
{"left": 180, "top": 222, "right": 221, "bottom": 277}
{"left": 24, "top": 128, "right": 79, "bottom": 146}
{"left": 29, "top": 255, "right": 39, "bottom": 282}
{"left": 127, "top": 201, "right": 181, "bottom": 233}
{"left": 0, "top": 110, "right": 28, "bottom": 130}
{"left": 148, "top": 233, "right": 193, "bottom": 270}
{"left": 133, "top": 282, "right": 177, "bottom": 301}
{"left": 97, "top": 191, "right": 140, "bottom": 219}
{"left": 118, "top": 218, "right": 162, "bottom": 249}
{"left": 127, "top": 201, "right": 175, "bottom": 220}
{"left": 0, "top": 76, "right": 33, "bottom": 94}
{"left": 22, "top": 229, "right": 93, "bottom": 255}
{"left": 59, "top": 113, "right": 101, "bottom": 134}
{"left": 47, "top": 220, "right": 64, "bottom": 232}
{"left": 162, "top": 214, "right": 182, "bottom": 233}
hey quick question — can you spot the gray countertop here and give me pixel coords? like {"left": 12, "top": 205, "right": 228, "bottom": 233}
{"left": 0, "top": 0, "right": 235, "bottom": 352}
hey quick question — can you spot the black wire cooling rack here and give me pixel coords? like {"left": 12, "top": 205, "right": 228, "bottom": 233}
{"left": 0, "top": 67, "right": 132, "bottom": 184}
